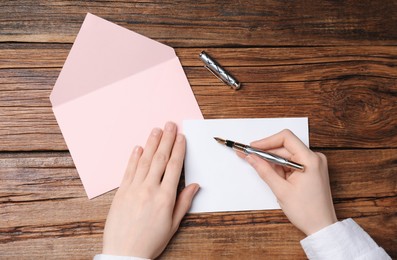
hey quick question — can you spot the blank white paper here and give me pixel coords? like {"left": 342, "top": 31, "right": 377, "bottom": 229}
{"left": 183, "top": 118, "right": 309, "bottom": 213}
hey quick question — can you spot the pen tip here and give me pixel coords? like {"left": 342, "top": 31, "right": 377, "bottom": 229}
{"left": 214, "top": 137, "right": 225, "bottom": 144}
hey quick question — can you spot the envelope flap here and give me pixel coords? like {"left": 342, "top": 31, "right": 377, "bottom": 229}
{"left": 50, "top": 13, "right": 175, "bottom": 106}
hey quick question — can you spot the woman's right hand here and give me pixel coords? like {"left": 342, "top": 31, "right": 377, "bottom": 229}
{"left": 242, "top": 129, "right": 337, "bottom": 236}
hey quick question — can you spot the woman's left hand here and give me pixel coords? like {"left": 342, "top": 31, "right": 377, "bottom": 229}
{"left": 102, "top": 122, "right": 199, "bottom": 259}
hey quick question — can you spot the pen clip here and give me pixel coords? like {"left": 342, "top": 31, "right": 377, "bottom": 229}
{"left": 204, "top": 65, "right": 230, "bottom": 86}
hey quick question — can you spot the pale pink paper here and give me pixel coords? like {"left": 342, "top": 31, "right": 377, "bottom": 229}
{"left": 50, "top": 13, "right": 203, "bottom": 198}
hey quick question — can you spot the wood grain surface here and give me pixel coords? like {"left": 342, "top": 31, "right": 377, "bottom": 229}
{"left": 0, "top": 0, "right": 396, "bottom": 259}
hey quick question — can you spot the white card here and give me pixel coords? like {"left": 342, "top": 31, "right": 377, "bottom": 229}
{"left": 183, "top": 118, "right": 309, "bottom": 213}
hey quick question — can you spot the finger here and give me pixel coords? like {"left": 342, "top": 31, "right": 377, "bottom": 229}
{"left": 271, "top": 164, "right": 288, "bottom": 179}
{"left": 171, "top": 183, "right": 200, "bottom": 232}
{"left": 120, "top": 145, "right": 143, "bottom": 186}
{"left": 133, "top": 127, "right": 163, "bottom": 183}
{"left": 235, "top": 150, "right": 246, "bottom": 159}
{"left": 236, "top": 150, "right": 286, "bottom": 179}
{"left": 161, "top": 134, "right": 186, "bottom": 190}
{"left": 263, "top": 147, "right": 304, "bottom": 175}
{"left": 245, "top": 154, "right": 288, "bottom": 197}
{"left": 250, "top": 129, "right": 310, "bottom": 157}
{"left": 146, "top": 122, "right": 178, "bottom": 183}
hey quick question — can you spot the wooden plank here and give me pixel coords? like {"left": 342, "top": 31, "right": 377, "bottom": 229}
{"left": 0, "top": 1, "right": 396, "bottom": 46}
{"left": 0, "top": 149, "right": 396, "bottom": 258}
{"left": 0, "top": 46, "right": 396, "bottom": 150}
{"left": 2, "top": 45, "right": 397, "bottom": 69}
{"left": 0, "top": 213, "right": 394, "bottom": 259}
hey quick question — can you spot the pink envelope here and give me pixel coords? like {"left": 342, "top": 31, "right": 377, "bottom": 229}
{"left": 50, "top": 13, "right": 203, "bottom": 199}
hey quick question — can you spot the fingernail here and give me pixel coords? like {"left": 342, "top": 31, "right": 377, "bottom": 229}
{"left": 245, "top": 155, "right": 255, "bottom": 165}
{"left": 133, "top": 145, "right": 141, "bottom": 153}
{"left": 151, "top": 127, "right": 162, "bottom": 136}
{"left": 193, "top": 185, "right": 200, "bottom": 195}
{"left": 165, "top": 122, "right": 175, "bottom": 131}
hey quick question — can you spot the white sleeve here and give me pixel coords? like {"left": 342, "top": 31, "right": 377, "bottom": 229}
{"left": 94, "top": 254, "right": 149, "bottom": 260}
{"left": 300, "top": 218, "right": 391, "bottom": 260}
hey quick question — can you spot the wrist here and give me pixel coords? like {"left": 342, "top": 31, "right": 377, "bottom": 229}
{"left": 305, "top": 215, "right": 338, "bottom": 236}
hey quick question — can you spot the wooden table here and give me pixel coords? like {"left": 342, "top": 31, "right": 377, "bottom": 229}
{"left": 1, "top": 1, "right": 396, "bottom": 259}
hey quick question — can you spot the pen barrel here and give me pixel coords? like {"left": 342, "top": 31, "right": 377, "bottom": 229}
{"left": 199, "top": 51, "right": 241, "bottom": 90}
{"left": 246, "top": 147, "right": 287, "bottom": 165}
{"left": 231, "top": 141, "right": 248, "bottom": 152}
{"left": 284, "top": 160, "right": 305, "bottom": 171}
{"left": 245, "top": 147, "right": 304, "bottom": 171}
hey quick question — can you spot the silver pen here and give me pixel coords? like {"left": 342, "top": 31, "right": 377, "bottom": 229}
{"left": 199, "top": 51, "right": 241, "bottom": 90}
{"left": 214, "top": 137, "right": 305, "bottom": 172}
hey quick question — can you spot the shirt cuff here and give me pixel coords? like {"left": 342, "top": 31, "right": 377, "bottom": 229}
{"left": 300, "top": 218, "right": 391, "bottom": 260}
{"left": 94, "top": 254, "right": 150, "bottom": 260}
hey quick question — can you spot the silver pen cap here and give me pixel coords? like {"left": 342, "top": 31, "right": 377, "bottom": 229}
{"left": 199, "top": 51, "right": 241, "bottom": 90}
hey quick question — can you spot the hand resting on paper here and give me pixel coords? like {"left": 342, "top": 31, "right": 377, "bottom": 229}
{"left": 101, "top": 122, "right": 200, "bottom": 259}
{"left": 241, "top": 129, "right": 338, "bottom": 235}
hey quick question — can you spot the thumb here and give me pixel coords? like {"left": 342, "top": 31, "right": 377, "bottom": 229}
{"left": 172, "top": 183, "right": 200, "bottom": 231}
{"left": 245, "top": 154, "right": 287, "bottom": 197}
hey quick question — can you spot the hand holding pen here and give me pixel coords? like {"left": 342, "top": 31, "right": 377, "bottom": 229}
{"left": 233, "top": 129, "right": 338, "bottom": 236}
{"left": 214, "top": 137, "right": 304, "bottom": 171}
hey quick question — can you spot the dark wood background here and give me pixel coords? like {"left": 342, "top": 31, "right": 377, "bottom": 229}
{"left": 1, "top": 1, "right": 396, "bottom": 259}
